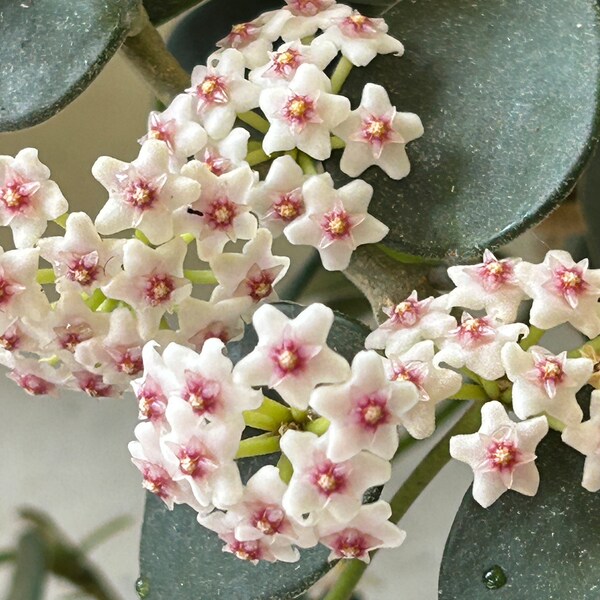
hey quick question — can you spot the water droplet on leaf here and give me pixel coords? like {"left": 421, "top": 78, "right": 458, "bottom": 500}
{"left": 135, "top": 577, "right": 151, "bottom": 598}
{"left": 482, "top": 565, "right": 507, "bottom": 589}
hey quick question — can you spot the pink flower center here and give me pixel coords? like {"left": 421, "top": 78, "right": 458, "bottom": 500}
{"left": 148, "top": 115, "right": 176, "bottom": 150}
{"left": 115, "top": 348, "right": 143, "bottom": 375}
{"left": 271, "top": 339, "right": 307, "bottom": 378}
{"left": 141, "top": 463, "right": 173, "bottom": 499}
{"left": 533, "top": 355, "right": 565, "bottom": 398}
{"left": 384, "top": 294, "right": 431, "bottom": 328}
{"left": 475, "top": 253, "right": 515, "bottom": 292}
{"left": 340, "top": 13, "right": 384, "bottom": 36}
{"left": 285, "top": 0, "right": 334, "bottom": 16}
{"left": 332, "top": 529, "right": 370, "bottom": 559}
{"left": 0, "top": 326, "right": 20, "bottom": 351}
{"left": 311, "top": 460, "right": 347, "bottom": 496}
{"left": 201, "top": 149, "right": 231, "bottom": 176}
{"left": 124, "top": 179, "right": 159, "bottom": 210}
{"left": 10, "top": 371, "right": 54, "bottom": 396}
{"left": 137, "top": 378, "right": 167, "bottom": 421}
{"left": 195, "top": 75, "right": 229, "bottom": 109}
{"left": 54, "top": 322, "right": 94, "bottom": 352}
{"left": 229, "top": 539, "right": 262, "bottom": 562}
{"left": 0, "top": 276, "right": 23, "bottom": 307}
{"left": 183, "top": 373, "right": 221, "bottom": 416}
{"left": 282, "top": 94, "right": 321, "bottom": 133}
{"left": 354, "top": 394, "right": 390, "bottom": 430}
{"left": 0, "top": 177, "right": 40, "bottom": 214}
{"left": 322, "top": 209, "right": 352, "bottom": 240}
{"left": 271, "top": 190, "right": 304, "bottom": 222}
{"left": 66, "top": 252, "right": 100, "bottom": 286}
{"left": 144, "top": 274, "right": 175, "bottom": 306}
{"left": 76, "top": 372, "right": 113, "bottom": 397}
{"left": 220, "top": 22, "right": 259, "bottom": 49}
{"left": 205, "top": 197, "right": 237, "bottom": 230}
{"left": 552, "top": 265, "right": 588, "bottom": 309}
{"left": 267, "top": 48, "right": 304, "bottom": 78}
{"left": 177, "top": 445, "right": 215, "bottom": 479}
{"left": 452, "top": 315, "right": 496, "bottom": 347}
{"left": 486, "top": 440, "right": 520, "bottom": 472}
{"left": 252, "top": 506, "right": 285, "bottom": 535}
{"left": 188, "top": 323, "right": 232, "bottom": 350}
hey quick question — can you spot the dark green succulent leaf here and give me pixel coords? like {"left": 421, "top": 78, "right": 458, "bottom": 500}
{"left": 0, "top": 0, "right": 140, "bottom": 132}
{"left": 326, "top": 0, "right": 600, "bottom": 260}
{"left": 138, "top": 302, "right": 372, "bottom": 600}
{"left": 144, "top": 0, "right": 208, "bottom": 26}
{"left": 439, "top": 393, "right": 600, "bottom": 599}
{"left": 8, "top": 530, "right": 46, "bottom": 600}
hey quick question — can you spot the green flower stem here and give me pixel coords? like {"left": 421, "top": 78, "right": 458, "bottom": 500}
{"left": 236, "top": 433, "right": 280, "bottom": 459}
{"left": 291, "top": 407, "right": 309, "bottom": 423}
{"left": 546, "top": 414, "right": 566, "bottom": 432}
{"left": 247, "top": 148, "right": 273, "bottom": 166}
{"left": 0, "top": 549, "right": 15, "bottom": 564}
{"left": 180, "top": 233, "right": 195, "bottom": 244}
{"left": 248, "top": 140, "right": 263, "bottom": 151}
{"left": 448, "top": 383, "right": 488, "bottom": 401}
{"left": 323, "top": 400, "right": 484, "bottom": 600}
{"left": 285, "top": 148, "right": 299, "bottom": 161}
{"left": 304, "top": 417, "right": 330, "bottom": 435}
{"left": 330, "top": 135, "right": 346, "bottom": 149}
{"left": 121, "top": 5, "right": 190, "bottom": 106}
{"left": 330, "top": 56, "right": 354, "bottom": 94}
{"left": 499, "top": 386, "right": 513, "bottom": 405}
{"left": 238, "top": 111, "right": 270, "bottom": 134}
{"left": 297, "top": 151, "right": 318, "bottom": 175}
{"left": 260, "top": 397, "right": 293, "bottom": 423}
{"left": 520, "top": 325, "right": 545, "bottom": 350}
{"left": 36, "top": 268, "right": 56, "bottom": 285}
{"left": 568, "top": 333, "right": 600, "bottom": 358}
{"left": 277, "top": 454, "right": 293, "bottom": 484}
{"left": 97, "top": 299, "right": 119, "bottom": 313}
{"left": 183, "top": 269, "right": 217, "bottom": 285}
{"left": 54, "top": 213, "right": 68, "bottom": 229}
{"left": 135, "top": 229, "right": 151, "bottom": 245}
{"left": 243, "top": 410, "right": 279, "bottom": 432}
{"left": 460, "top": 367, "right": 500, "bottom": 400}
{"left": 86, "top": 289, "right": 107, "bottom": 311}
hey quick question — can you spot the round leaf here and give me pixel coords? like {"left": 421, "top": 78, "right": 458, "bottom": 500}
{"left": 0, "top": 0, "right": 139, "bottom": 132}
{"left": 138, "top": 301, "right": 372, "bottom": 600}
{"left": 439, "top": 407, "right": 600, "bottom": 598}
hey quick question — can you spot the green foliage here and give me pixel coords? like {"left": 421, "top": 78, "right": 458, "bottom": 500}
{"left": 0, "top": 0, "right": 139, "bottom": 132}
{"left": 7, "top": 530, "right": 46, "bottom": 600}
{"left": 144, "top": 0, "right": 207, "bottom": 26}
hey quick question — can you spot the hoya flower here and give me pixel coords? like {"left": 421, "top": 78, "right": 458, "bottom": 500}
{"left": 284, "top": 174, "right": 388, "bottom": 271}
{"left": 213, "top": 20, "right": 274, "bottom": 69}
{"left": 162, "top": 396, "right": 244, "bottom": 510}
{"left": 501, "top": 343, "right": 593, "bottom": 426}
{"left": 5, "top": 356, "right": 68, "bottom": 397}
{"left": 446, "top": 250, "right": 526, "bottom": 323}
{"left": 233, "top": 303, "right": 350, "bottom": 410}
{"left": 0, "top": 247, "right": 50, "bottom": 321}
{"left": 93, "top": 140, "right": 201, "bottom": 245}
{"left": 249, "top": 40, "right": 338, "bottom": 88}
{"left": 281, "top": 429, "right": 391, "bottom": 522}
{"left": 138, "top": 93, "right": 207, "bottom": 169}
{"left": 384, "top": 340, "right": 463, "bottom": 439}
{"left": 37, "top": 212, "right": 124, "bottom": 293}
{"left": 333, "top": 83, "right": 424, "bottom": 180}
{"left": 160, "top": 340, "right": 263, "bottom": 423}
{"left": 562, "top": 390, "right": 600, "bottom": 492}
{"left": 248, "top": 155, "right": 306, "bottom": 237}
{"left": 450, "top": 401, "right": 548, "bottom": 508}
{"left": 317, "top": 500, "right": 405, "bottom": 562}
{"left": 260, "top": 63, "right": 351, "bottom": 160}
{"left": 186, "top": 49, "right": 260, "bottom": 139}
{"left": 210, "top": 228, "right": 290, "bottom": 311}
{"left": 314, "top": 10, "right": 404, "bottom": 66}
{"left": 194, "top": 128, "right": 250, "bottom": 177}
{"left": 72, "top": 370, "right": 117, "bottom": 398}
{"left": 515, "top": 250, "right": 600, "bottom": 337}
{"left": 435, "top": 313, "right": 528, "bottom": 381}
{"left": 365, "top": 291, "right": 455, "bottom": 355}
{"left": 0, "top": 148, "right": 68, "bottom": 248}
{"left": 0, "top": 314, "right": 50, "bottom": 357}
{"left": 310, "top": 350, "right": 419, "bottom": 461}
{"left": 175, "top": 162, "right": 257, "bottom": 261}
{"left": 102, "top": 238, "right": 191, "bottom": 337}
{"left": 176, "top": 296, "right": 250, "bottom": 351}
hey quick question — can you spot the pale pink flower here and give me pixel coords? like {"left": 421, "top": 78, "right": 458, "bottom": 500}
{"left": 193, "top": 128, "right": 250, "bottom": 177}
{"left": 0, "top": 148, "right": 68, "bottom": 248}
{"left": 232, "top": 303, "right": 350, "bottom": 410}
{"left": 260, "top": 64, "right": 351, "bottom": 160}
{"left": 310, "top": 350, "right": 419, "bottom": 461}
{"left": 212, "top": 19, "right": 273, "bottom": 69}
{"left": 333, "top": 84, "right": 423, "bottom": 179}
{"left": 284, "top": 173, "right": 388, "bottom": 271}
{"left": 450, "top": 401, "right": 548, "bottom": 508}
{"left": 93, "top": 140, "right": 201, "bottom": 245}
{"left": 502, "top": 343, "right": 593, "bottom": 426}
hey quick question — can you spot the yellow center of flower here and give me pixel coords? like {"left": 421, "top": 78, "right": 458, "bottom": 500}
{"left": 131, "top": 187, "right": 152, "bottom": 206}
{"left": 543, "top": 361, "right": 562, "bottom": 379}
{"left": 561, "top": 271, "right": 581, "bottom": 288}
{"left": 493, "top": 446, "right": 514, "bottom": 466}
{"left": 3, "top": 189, "right": 22, "bottom": 207}
{"left": 214, "top": 205, "right": 233, "bottom": 224}
{"left": 367, "top": 119, "right": 386, "bottom": 138}
{"left": 232, "top": 23, "right": 247, "bottom": 34}
{"left": 277, "top": 202, "right": 297, "bottom": 219}
{"left": 327, "top": 216, "right": 347, "bottom": 235}
{"left": 277, "top": 349, "right": 298, "bottom": 371}
{"left": 485, "top": 261, "right": 504, "bottom": 275}
{"left": 395, "top": 301, "right": 412, "bottom": 315}
{"left": 363, "top": 405, "right": 383, "bottom": 425}
{"left": 351, "top": 14, "right": 367, "bottom": 26}
{"left": 253, "top": 282, "right": 271, "bottom": 298}
{"left": 201, "top": 79, "right": 217, "bottom": 94}
{"left": 276, "top": 51, "right": 294, "bottom": 65}
{"left": 289, "top": 98, "right": 307, "bottom": 117}
{"left": 317, "top": 473, "right": 337, "bottom": 492}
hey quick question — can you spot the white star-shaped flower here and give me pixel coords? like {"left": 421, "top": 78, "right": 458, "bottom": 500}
{"left": 0, "top": 148, "right": 68, "bottom": 248}
{"left": 450, "top": 401, "right": 548, "bottom": 508}
{"left": 333, "top": 84, "right": 423, "bottom": 180}
{"left": 212, "top": 19, "right": 274, "bottom": 69}
{"left": 232, "top": 303, "right": 350, "bottom": 410}
{"left": 260, "top": 64, "right": 351, "bottom": 160}
{"left": 284, "top": 173, "right": 388, "bottom": 271}
{"left": 193, "top": 128, "right": 250, "bottom": 177}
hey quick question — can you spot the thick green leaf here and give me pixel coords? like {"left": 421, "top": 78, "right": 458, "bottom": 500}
{"left": 0, "top": 0, "right": 139, "bottom": 132}
{"left": 580, "top": 148, "right": 600, "bottom": 267}
{"left": 138, "top": 302, "right": 372, "bottom": 600}
{"left": 8, "top": 530, "right": 46, "bottom": 600}
{"left": 326, "top": 0, "right": 600, "bottom": 260}
{"left": 439, "top": 391, "right": 600, "bottom": 598}
{"left": 144, "top": 0, "right": 206, "bottom": 26}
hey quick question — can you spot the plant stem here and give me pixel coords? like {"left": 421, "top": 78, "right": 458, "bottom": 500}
{"left": 246, "top": 148, "right": 273, "bottom": 166}
{"left": 304, "top": 417, "right": 330, "bottom": 435}
{"left": 297, "top": 151, "right": 318, "bottom": 175}
{"left": 243, "top": 411, "right": 279, "bottom": 432}
{"left": 54, "top": 213, "right": 68, "bottom": 229}
{"left": 568, "top": 333, "right": 600, "bottom": 358}
{"left": 121, "top": 5, "right": 190, "bottom": 106}
{"left": 331, "top": 56, "right": 354, "bottom": 94}
{"left": 449, "top": 383, "right": 487, "bottom": 401}
{"left": 86, "top": 288, "right": 107, "bottom": 311}
{"left": 180, "top": 232, "right": 195, "bottom": 244}
{"left": 330, "top": 135, "right": 346, "bottom": 149}
{"left": 238, "top": 111, "right": 270, "bottom": 134}
{"left": 183, "top": 269, "right": 218, "bottom": 285}
{"left": 323, "top": 400, "right": 483, "bottom": 600}
{"left": 520, "top": 325, "right": 545, "bottom": 350}
{"left": 36, "top": 268, "right": 55, "bottom": 285}
{"left": 277, "top": 454, "right": 293, "bottom": 483}
{"left": 236, "top": 433, "right": 280, "bottom": 459}
{"left": 135, "top": 229, "right": 151, "bottom": 245}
